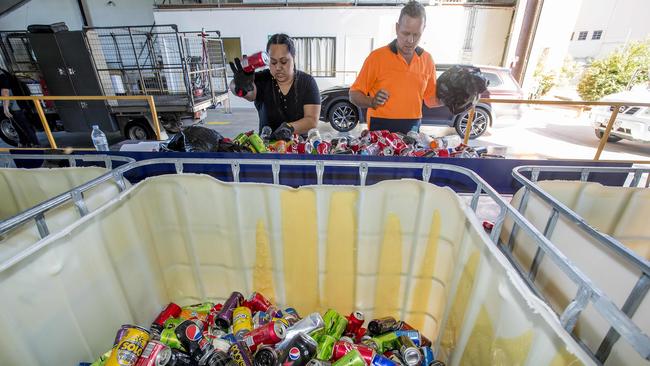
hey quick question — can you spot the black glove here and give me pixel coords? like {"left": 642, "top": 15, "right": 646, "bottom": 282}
{"left": 229, "top": 56, "right": 255, "bottom": 97}
{"left": 270, "top": 122, "right": 294, "bottom": 141}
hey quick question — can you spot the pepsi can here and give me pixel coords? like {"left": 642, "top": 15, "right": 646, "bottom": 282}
{"left": 279, "top": 333, "right": 317, "bottom": 366}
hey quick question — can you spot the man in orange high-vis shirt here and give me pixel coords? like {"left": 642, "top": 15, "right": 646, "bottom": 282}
{"left": 350, "top": 0, "right": 438, "bottom": 134}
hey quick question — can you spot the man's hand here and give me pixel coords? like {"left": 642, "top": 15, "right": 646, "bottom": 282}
{"left": 270, "top": 122, "right": 295, "bottom": 141}
{"left": 229, "top": 57, "right": 255, "bottom": 97}
{"left": 3, "top": 109, "right": 12, "bottom": 119}
{"left": 371, "top": 89, "right": 390, "bottom": 109}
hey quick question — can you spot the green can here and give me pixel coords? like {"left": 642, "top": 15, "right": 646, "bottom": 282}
{"left": 160, "top": 318, "right": 186, "bottom": 351}
{"left": 316, "top": 334, "right": 337, "bottom": 360}
{"left": 90, "top": 349, "right": 112, "bottom": 366}
{"left": 182, "top": 302, "right": 214, "bottom": 313}
{"left": 331, "top": 315, "right": 348, "bottom": 339}
{"left": 311, "top": 309, "right": 338, "bottom": 341}
{"left": 332, "top": 349, "right": 365, "bottom": 366}
{"left": 163, "top": 317, "right": 184, "bottom": 329}
{"left": 234, "top": 132, "right": 249, "bottom": 145}
{"left": 373, "top": 332, "right": 400, "bottom": 353}
{"left": 248, "top": 133, "right": 268, "bottom": 153}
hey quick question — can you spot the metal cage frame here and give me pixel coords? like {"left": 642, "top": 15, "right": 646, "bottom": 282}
{"left": 0, "top": 157, "right": 648, "bottom": 363}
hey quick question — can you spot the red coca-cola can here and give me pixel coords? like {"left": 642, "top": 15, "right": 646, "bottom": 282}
{"left": 332, "top": 341, "right": 375, "bottom": 365}
{"left": 317, "top": 141, "right": 331, "bottom": 154}
{"left": 135, "top": 340, "right": 172, "bottom": 366}
{"left": 152, "top": 303, "right": 182, "bottom": 332}
{"left": 242, "top": 51, "right": 270, "bottom": 73}
{"left": 242, "top": 321, "right": 286, "bottom": 352}
{"left": 244, "top": 292, "right": 273, "bottom": 313}
{"left": 411, "top": 150, "right": 429, "bottom": 158}
{"left": 355, "top": 327, "right": 367, "bottom": 343}
{"left": 345, "top": 311, "right": 364, "bottom": 336}
{"left": 296, "top": 142, "right": 313, "bottom": 154}
{"left": 348, "top": 139, "right": 361, "bottom": 153}
{"left": 437, "top": 148, "right": 452, "bottom": 157}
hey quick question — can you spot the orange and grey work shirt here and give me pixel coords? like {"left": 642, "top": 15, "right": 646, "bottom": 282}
{"left": 351, "top": 39, "right": 437, "bottom": 133}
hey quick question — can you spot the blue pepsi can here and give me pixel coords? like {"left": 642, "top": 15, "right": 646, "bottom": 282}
{"left": 395, "top": 330, "right": 421, "bottom": 347}
{"left": 422, "top": 347, "right": 435, "bottom": 366}
{"left": 371, "top": 354, "right": 398, "bottom": 366}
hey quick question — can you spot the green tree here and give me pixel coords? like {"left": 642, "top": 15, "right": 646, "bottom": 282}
{"left": 577, "top": 40, "right": 650, "bottom": 101}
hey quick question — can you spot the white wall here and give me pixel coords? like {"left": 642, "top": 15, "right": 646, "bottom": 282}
{"left": 0, "top": 0, "right": 84, "bottom": 30}
{"left": 154, "top": 5, "right": 514, "bottom": 108}
{"left": 0, "top": 0, "right": 154, "bottom": 30}
{"left": 568, "top": 0, "right": 650, "bottom": 61}
{"left": 82, "top": 0, "right": 155, "bottom": 27}
{"left": 520, "top": 0, "right": 583, "bottom": 92}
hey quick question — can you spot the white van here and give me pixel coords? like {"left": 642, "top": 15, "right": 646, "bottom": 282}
{"left": 591, "top": 88, "right": 650, "bottom": 142}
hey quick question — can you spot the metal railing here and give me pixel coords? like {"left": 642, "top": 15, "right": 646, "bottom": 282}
{"left": 0, "top": 157, "right": 647, "bottom": 363}
{"left": 0, "top": 153, "right": 134, "bottom": 169}
{"left": 463, "top": 98, "right": 650, "bottom": 162}
{"left": 506, "top": 165, "right": 650, "bottom": 363}
{"left": 0, "top": 95, "right": 163, "bottom": 149}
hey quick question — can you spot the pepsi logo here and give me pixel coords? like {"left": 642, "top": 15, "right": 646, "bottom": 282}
{"left": 185, "top": 325, "right": 202, "bottom": 341}
{"left": 288, "top": 347, "right": 300, "bottom": 360}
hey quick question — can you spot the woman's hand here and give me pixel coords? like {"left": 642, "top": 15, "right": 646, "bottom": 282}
{"left": 229, "top": 57, "right": 255, "bottom": 97}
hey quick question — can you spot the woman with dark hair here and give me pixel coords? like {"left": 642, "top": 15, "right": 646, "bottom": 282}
{"left": 229, "top": 33, "right": 321, "bottom": 139}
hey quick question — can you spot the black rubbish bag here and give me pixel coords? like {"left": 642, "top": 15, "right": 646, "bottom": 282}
{"left": 183, "top": 126, "right": 224, "bottom": 152}
{"left": 436, "top": 65, "right": 489, "bottom": 115}
{"left": 161, "top": 126, "right": 250, "bottom": 153}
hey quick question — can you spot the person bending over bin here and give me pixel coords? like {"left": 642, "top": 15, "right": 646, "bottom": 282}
{"left": 229, "top": 33, "right": 321, "bottom": 141}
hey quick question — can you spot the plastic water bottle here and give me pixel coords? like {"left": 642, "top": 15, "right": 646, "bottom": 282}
{"left": 260, "top": 126, "right": 273, "bottom": 143}
{"left": 91, "top": 125, "right": 109, "bottom": 151}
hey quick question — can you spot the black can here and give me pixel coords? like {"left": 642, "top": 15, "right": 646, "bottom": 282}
{"left": 175, "top": 319, "right": 213, "bottom": 364}
{"left": 203, "top": 350, "right": 238, "bottom": 366}
{"left": 368, "top": 317, "right": 400, "bottom": 336}
{"left": 254, "top": 345, "right": 279, "bottom": 366}
{"left": 229, "top": 341, "right": 254, "bottom": 366}
{"left": 279, "top": 333, "right": 317, "bottom": 366}
{"left": 169, "top": 349, "right": 193, "bottom": 366}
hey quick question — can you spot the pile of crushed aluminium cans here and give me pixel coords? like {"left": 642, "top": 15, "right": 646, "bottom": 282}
{"left": 235, "top": 128, "right": 478, "bottom": 158}
{"left": 86, "top": 291, "right": 444, "bottom": 366}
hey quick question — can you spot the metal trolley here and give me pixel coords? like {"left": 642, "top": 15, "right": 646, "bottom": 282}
{"left": 0, "top": 157, "right": 648, "bottom": 363}
{"left": 504, "top": 165, "right": 650, "bottom": 363}
{"left": 0, "top": 25, "right": 231, "bottom": 145}
{"left": 83, "top": 24, "right": 231, "bottom": 134}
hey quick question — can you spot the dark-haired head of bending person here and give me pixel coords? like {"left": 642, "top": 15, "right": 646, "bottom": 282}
{"left": 229, "top": 33, "right": 321, "bottom": 138}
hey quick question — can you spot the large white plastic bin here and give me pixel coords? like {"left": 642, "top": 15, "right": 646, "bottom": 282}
{"left": 0, "top": 175, "right": 592, "bottom": 366}
{"left": 502, "top": 179, "right": 650, "bottom": 365}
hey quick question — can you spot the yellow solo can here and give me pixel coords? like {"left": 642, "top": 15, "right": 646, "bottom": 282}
{"left": 106, "top": 324, "right": 151, "bottom": 366}
{"left": 232, "top": 306, "right": 253, "bottom": 338}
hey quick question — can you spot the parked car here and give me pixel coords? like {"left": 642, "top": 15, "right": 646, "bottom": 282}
{"left": 319, "top": 64, "right": 523, "bottom": 138}
{"left": 590, "top": 89, "right": 650, "bottom": 143}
